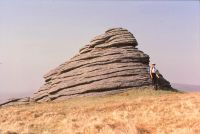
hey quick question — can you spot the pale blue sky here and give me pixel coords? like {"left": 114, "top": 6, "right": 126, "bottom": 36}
{"left": 0, "top": 0, "right": 199, "bottom": 101}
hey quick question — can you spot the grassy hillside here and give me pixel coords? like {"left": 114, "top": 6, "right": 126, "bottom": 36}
{"left": 0, "top": 88, "right": 200, "bottom": 134}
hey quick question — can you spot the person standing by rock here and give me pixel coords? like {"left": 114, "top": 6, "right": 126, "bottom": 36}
{"left": 150, "top": 63, "right": 159, "bottom": 90}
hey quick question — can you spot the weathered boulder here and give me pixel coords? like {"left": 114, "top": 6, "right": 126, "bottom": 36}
{"left": 0, "top": 28, "right": 172, "bottom": 106}
{"left": 32, "top": 28, "right": 171, "bottom": 102}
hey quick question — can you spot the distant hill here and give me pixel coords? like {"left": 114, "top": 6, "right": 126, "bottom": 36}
{"left": 172, "top": 83, "right": 200, "bottom": 92}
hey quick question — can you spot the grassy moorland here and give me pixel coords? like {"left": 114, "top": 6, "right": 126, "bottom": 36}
{"left": 0, "top": 88, "right": 200, "bottom": 134}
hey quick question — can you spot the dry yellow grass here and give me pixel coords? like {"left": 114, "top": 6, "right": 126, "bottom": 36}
{"left": 0, "top": 88, "right": 200, "bottom": 134}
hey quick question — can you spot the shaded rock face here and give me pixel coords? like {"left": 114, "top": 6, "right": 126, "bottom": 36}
{"left": 0, "top": 28, "right": 172, "bottom": 106}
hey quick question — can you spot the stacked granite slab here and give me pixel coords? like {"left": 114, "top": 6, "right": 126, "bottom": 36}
{"left": 32, "top": 28, "right": 171, "bottom": 102}
{"left": 0, "top": 28, "right": 172, "bottom": 106}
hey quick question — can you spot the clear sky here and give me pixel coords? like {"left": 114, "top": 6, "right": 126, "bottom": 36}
{"left": 0, "top": 0, "right": 199, "bottom": 101}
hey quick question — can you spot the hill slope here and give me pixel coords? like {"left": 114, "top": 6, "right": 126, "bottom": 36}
{"left": 0, "top": 88, "right": 200, "bottom": 134}
{"left": 172, "top": 83, "right": 200, "bottom": 92}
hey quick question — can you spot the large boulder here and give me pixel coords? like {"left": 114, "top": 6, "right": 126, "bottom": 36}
{"left": 32, "top": 28, "right": 171, "bottom": 102}
{"left": 0, "top": 28, "right": 172, "bottom": 106}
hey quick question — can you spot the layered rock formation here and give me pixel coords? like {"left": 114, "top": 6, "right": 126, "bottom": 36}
{"left": 0, "top": 97, "right": 30, "bottom": 107}
{"left": 0, "top": 28, "right": 172, "bottom": 106}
